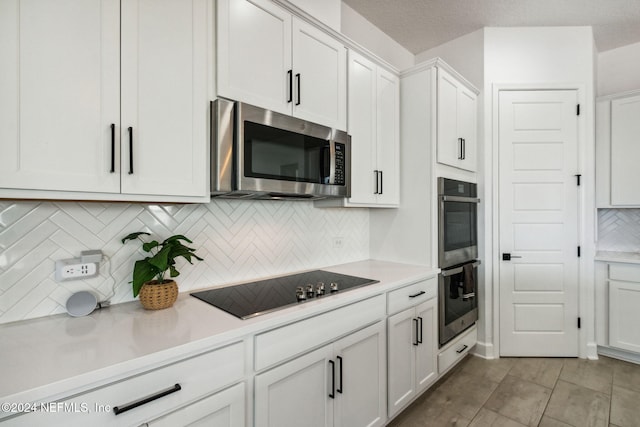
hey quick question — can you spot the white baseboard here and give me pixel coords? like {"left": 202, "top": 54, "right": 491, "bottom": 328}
{"left": 472, "top": 340, "right": 495, "bottom": 359}
{"left": 586, "top": 342, "right": 599, "bottom": 360}
{"left": 598, "top": 345, "right": 640, "bottom": 365}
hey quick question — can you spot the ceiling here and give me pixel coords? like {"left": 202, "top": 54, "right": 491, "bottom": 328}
{"left": 342, "top": 0, "right": 640, "bottom": 54}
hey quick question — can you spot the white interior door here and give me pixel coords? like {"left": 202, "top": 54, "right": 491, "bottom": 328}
{"left": 498, "top": 90, "right": 579, "bottom": 357}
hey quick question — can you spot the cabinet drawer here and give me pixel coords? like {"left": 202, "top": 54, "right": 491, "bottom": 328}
{"left": 609, "top": 263, "right": 640, "bottom": 282}
{"left": 387, "top": 278, "right": 437, "bottom": 315}
{"left": 3, "top": 342, "right": 245, "bottom": 427}
{"left": 438, "top": 327, "right": 476, "bottom": 374}
{"left": 255, "top": 294, "right": 385, "bottom": 371}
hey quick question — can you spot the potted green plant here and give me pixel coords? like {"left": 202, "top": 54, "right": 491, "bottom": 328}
{"left": 122, "top": 232, "right": 203, "bottom": 310}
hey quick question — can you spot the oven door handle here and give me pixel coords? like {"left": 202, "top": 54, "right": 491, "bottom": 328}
{"left": 441, "top": 260, "right": 481, "bottom": 277}
{"left": 440, "top": 195, "right": 480, "bottom": 203}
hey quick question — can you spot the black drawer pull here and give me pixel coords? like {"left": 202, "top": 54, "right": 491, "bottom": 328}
{"left": 127, "top": 126, "right": 134, "bottom": 174}
{"left": 109, "top": 123, "right": 115, "bottom": 173}
{"left": 336, "top": 355, "right": 343, "bottom": 394}
{"left": 409, "top": 291, "right": 426, "bottom": 299}
{"left": 113, "top": 383, "right": 181, "bottom": 415}
{"left": 329, "top": 360, "right": 335, "bottom": 399}
{"left": 456, "top": 344, "right": 468, "bottom": 354}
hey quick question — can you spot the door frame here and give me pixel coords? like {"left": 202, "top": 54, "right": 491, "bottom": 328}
{"left": 490, "top": 83, "right": 596, "bottom": 359}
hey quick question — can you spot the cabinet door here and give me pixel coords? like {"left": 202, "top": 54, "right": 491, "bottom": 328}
{"left": 148, "top": 383, "right": 245, "bottom": 427}
{"left": 376, "top": 68, "right": 400, "bottom": 205}
{"left": 611, "top": 95, "right": 640, "bottom": 205}
{"left": 347, "top": 51, "right": 377, "bottom": 204}
{"left": 387, "top": 308, "right": 417, "bottom": 417}
{"left": 333, "top": 322, "right": 386, "bottom": 427}
{"left": 0, "top": 0, "right": 120, "bottom": 193}
{"left": 121, "top": 0, "right": 210, "bottom": 197}
{"left": 457, "top": 87, "right": 478, "bottom": 172}
{"left": 414, "top": 299, "right": 437, "bottom": 394}
{"left": 292, "top": 18, "right": 347, "bottom": 130}
{"left": 609, "top": 280, "right": 640, "bottom": 353}
{"left": 436, "top": 68, "right": 461, "bottom": 168}
{"left": 217, "top": 0, "right": 292, "bottom": 116}
{"left": 255, "top": 345, "right": 333, "bottom": 427}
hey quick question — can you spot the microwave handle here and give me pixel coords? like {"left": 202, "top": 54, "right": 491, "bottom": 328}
{"left": 441, "top": 260, "right": 481, "bottom": 277}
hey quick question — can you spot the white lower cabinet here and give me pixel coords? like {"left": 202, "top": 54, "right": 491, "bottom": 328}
{"left": 2, "top": 342, "right": 245, "bottom": 427}
{"left": 609, "top": 264, "right": 640, "bottom": 353}
{"left": 387, "top": 298, "right": 437, "bottom": 418}
{"left": 147, "top": 382, "right": 245, "bottom": 427}
{"left": 254, "top": 321, "right": 386, "bottom": 427}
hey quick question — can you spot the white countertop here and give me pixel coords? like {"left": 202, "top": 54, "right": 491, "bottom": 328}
{"left": 595, "top": 251, "right": 640, "bottom": 264}
{"left": 0, "top": 260, "right": 438, "bottom": 405}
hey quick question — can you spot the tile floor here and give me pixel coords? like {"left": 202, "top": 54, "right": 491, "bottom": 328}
{"left": 388, "top": 355, "right": 640, "bottom": 427}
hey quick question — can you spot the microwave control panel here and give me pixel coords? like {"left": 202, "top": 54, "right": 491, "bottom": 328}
{"left": 334, "top": 143, "right": 345, "bottom": 186}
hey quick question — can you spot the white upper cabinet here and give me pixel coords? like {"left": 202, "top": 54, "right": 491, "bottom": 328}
{"left": 375, "top": 67, "right": 400, "bottom": 206}
{"left": 611, "top": 94, "right": 640, "bottom": 206}
{"left": 217, "top": 0, "right": 292, "bottom": 116}
{"left": 346, "top": 51, "right": 377, "bottom": 205}
{"left": 217, "top": 0, "right": 347, "bottom": 130}
{"left": 437, "top": 68, "right": 477, "bottom": 172}
{"left": 0, "top": 0, "right": 120, "bottom": 193}
{"left": 291, "top": 18, "right": 346, "bottom": 130}
{"left": 0, "top": 0, "right": 211, "bottom": 201}
{"left": 120, "top": 0, "right": 210, "bottom": 197}
{"left": 596, "top": 91, "right": 640, "bottom": 207}
{"left": 319, "top": 50, "right": 398, "bottom": 208}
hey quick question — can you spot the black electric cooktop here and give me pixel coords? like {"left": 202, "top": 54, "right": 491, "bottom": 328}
{"left": 191, "top": 270, "right": 379, "bottom": 319}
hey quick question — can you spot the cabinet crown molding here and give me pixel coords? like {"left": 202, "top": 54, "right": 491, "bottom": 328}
{"left": 401, "top": 57, "right": 480, "bottom": 95}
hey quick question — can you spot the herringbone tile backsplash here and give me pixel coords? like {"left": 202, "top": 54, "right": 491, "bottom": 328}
{"left": 0, "top": 200, "right": 369, "bottom": 324}
{"left": 598, "top": 209, "right": 640, "bottom": 252}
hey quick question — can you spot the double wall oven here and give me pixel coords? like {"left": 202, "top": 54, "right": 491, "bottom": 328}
{"left": 438, "top": 177, "right": 480, "bottom": 346}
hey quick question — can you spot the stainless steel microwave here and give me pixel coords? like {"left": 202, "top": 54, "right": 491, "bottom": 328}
{"left": 211, "top": 99, "right": 351, "bottom": 200}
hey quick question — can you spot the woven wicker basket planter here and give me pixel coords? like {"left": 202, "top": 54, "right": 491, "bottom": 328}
{"left": 138, "top": 280, "right": 178, "bottom": 310}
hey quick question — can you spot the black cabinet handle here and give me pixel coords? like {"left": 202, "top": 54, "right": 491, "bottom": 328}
{"left": 110, "top": 124, "right": 115, "bottom": 173}
{"left": 113, "top": 383, "right": 181, "bottom": 415}
{"left": 409, "top": 291, "right": 426, "bottom": 299}
{"left": 379, "top": 171, "right": 383, "bottom": 194}
{"left": 295, "top": 73, "right": 301, "bottom": 105}
{"left": 458, "top": 138, "right": 463, "bottom": 159}
{"left": 128, "top": 126, "right": 134, "bottom": 174}
{"left": 287, "top": 70, "right": 293, "bottom": 103}
{"left": 374, "top": 170, "right": 379, "bottom": 194}
{"left": 417, "top": 317, "right": 423, "bottom": 344}
{"left": 336, "top": 355, "right": 343, "bottom": 394}
{"left": 462, "top": 138, "right": 466, "bottom": 159}
{"left": 456, "top": 344, "right": 468, "bottom": 354}
{"left": 329, "top": 360, "right": 335, "bottom": 398}
{"left": 413, "top": 318, "right": 419, "bottom": 346}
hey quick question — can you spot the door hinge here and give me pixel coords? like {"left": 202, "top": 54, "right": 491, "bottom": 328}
{"left": 577, "top": 104, "right": 580, "bottom": 115}
{"left": 577, "top": 246, "right": 581, "bottom": 257}
{"left": 578, "top": 317, "right": 581, "bottom": 329}
{"left": 575, "top": 174, "right": 581, "bottom": 186}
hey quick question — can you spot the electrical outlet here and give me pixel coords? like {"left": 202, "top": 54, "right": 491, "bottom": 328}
{"left": 332, "top": 236, "right": 344, "bottom": 249}
{"left": 55, "top": 258, "right": 99, "bottom": 281}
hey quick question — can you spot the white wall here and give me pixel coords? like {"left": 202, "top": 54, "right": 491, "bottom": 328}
{"left": 340, "top": 3, "right": 414, "bottom": 70}
{"left": 415, "top": 29, "right": 484, "bottom": 89}
{"left": 483, "top": 26, "right": 596, "bottom": 359}
{"left": 597, "top": 41, "right": 640, "bottom": 96}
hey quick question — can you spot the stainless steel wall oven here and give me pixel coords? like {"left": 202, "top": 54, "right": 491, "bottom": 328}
{"left": 438, "top": 177, "right": 480, "bottom": 346}
{"left": 438, "top": 177, "right": 479, "bottom": 268}
{"left": 439, "top": 259, "right": 480, "bottom": 346}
